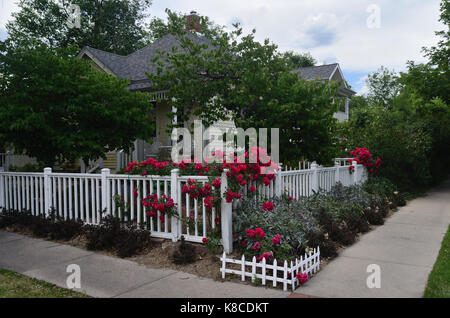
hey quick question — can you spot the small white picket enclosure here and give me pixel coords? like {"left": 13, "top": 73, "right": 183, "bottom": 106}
{"left": 220, "top": 247, "right": 320, "bottom": 292}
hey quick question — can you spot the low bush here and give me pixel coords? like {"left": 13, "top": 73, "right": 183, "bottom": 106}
{"left": 0, "top": 209, "right": 83, "bottom": 241}
{"left": 1, "top": 209, "right": 151, "bottom": 258}
{"left": 170, "top": 236, "right": 197, "bottom": 264}
{"left": 234, "top": 196, "right": 337, "bottom": 259}
{"left": 234, "top": 197, "right": 319, "bottom": 254}
{"left": 83, "top": 216, "right": 151, "bottom": 258}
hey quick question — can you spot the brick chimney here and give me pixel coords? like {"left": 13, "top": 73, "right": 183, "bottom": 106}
{"left": 186, "top": 10, "right": 201, "bottom": 32}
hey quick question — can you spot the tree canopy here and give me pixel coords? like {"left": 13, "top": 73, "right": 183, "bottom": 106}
{"left": 6, "top": 0, "right": 152, "bottom": 55}
{"left": 0, "top": 41, "right": 155, "bottom": 166}
{"left": 147, "top": 11, "right": 339, "bottom": 165}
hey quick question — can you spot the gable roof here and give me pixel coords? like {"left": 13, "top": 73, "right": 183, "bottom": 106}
{"left": 292, "top": 63, "right": 339, "bottom": 81}
{"left": 293, "top": 63, "right": 356, "bottom": 96}
{"left": 78, "top": 33, "right": 211, "bottom": 91}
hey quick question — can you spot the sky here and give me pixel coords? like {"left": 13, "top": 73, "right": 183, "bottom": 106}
{"left": 0, "top": 0, "right": 444, "bottom": 94}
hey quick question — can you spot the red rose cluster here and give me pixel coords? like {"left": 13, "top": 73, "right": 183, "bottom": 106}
{"left": 296, "top": 273, "right": 308, "bottom": 284}
{"left": 242, "top": 228, "right": 285, "bottom": 262}
{"left": 348, "top": 147, "right": 382, "bottom": 174}
{"left": 262, "top": 202, "right": 274, "bottom": 211}
{"left": 125, "top": 158, "right": 170, "bottom": 174}
{"left": 181, "top": 179, "right": 220, "bottom": 210}
{"left": 142, "top": 194, "right": 176, "bottom": 224}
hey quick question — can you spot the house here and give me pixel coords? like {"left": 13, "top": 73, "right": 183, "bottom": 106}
{"left": 75, "top": 12, "right": 356, "bottom": 171}
{"left": 0, "top": 12, "right": 356, "bottom": 172}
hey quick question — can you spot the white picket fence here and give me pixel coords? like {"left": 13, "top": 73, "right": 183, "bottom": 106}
{"left": 220, "top": 247, "right": 320, "bottom": 292}
{"left": 0, "top": 168, "right": 231, "bottom": 248}
{"left": 0, "top": 160, "right": 366, "bottom": 253}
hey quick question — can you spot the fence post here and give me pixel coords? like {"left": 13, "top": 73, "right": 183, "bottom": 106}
{"left": 335, "top": 162, "right": 340, "bottom": 185}
{"left": 352, "top": 160, "right": 358, "bottom": 185}
{"left": 101, "top": 168, "right": 110, "bottom": 216}
{"left": 44, "top": 167, "right": 52, "bottom": 216}
{"left": 221, "top": 169, "right": 233, "bottom": 254}
{"left": 275, "top": 164, "right": 283, "bottom": 197}
{"left": 311, "top": 163, "right": 319, "bottom": 193}
{"left": 170, "top": 169, "right": 180, "bottom": 242}
{"left": 0, "top": 171, "right": 4, "bottom": 208}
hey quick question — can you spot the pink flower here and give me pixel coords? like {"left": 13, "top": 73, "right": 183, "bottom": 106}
{"left": 246, "top": 229, "right": 256, "bottom": 239}
{"left": 166, "top": 198, "right": 175, "bottom": 208}
{"left": 252, "top": 242, "right": 262, "bottom": 250}
{"left": 262, "top": 202, "right": 274, "bottom": 211}
{"left": 296, "top": 273, "right": 308, "bottom": 284}
{"left": 250, "top": 185, "right": 256, "bottom": 193}
{"left": 258, "top": 252, "right": 272, "bottom": 261}
{"left": 255, "top": 228, "right": 265, "bottom": 239}
{"left": 272, "top": 234, "right": 281, "bottom": 245}
{"left": 212, "top": 178, "right": 221, "bottom": 188}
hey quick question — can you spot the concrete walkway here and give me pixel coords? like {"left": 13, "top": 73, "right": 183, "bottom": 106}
{"left": 0, "top": 231, "right": 289, "bottom": 298}
{"left": 294, "top": 179, "right": 450, "bottom": 298}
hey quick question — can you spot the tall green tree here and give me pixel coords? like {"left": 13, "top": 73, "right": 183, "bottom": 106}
{"left": 0, "top": 41, "right": 155, "bottom": 166}
{"left": 6, "top": 0, "right": 152, "bottom": 55}
{"left": 147, "top": 11, "right": 338, "bottom": 164}
{"left": 366, "top": 66, "right": 401, "bottom": 108}
{"left": 282, "top": 51, "right": 316, "bottom": 69}
{"left": 400, "top": 0, "right": 450, "bottom": 104}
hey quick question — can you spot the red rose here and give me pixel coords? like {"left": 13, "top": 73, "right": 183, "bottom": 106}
{"left": 202, "top": 237, "right": 208, "bottom": 244}
{"left": 262, "top": 202, "right": 274, "bottom": 211}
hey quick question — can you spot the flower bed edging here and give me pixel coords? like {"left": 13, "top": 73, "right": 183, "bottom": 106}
{"left": 220, "top": 246, "right": 320, "bottom": 292}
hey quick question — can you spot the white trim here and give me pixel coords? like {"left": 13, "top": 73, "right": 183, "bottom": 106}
{"left": 77, "top": 49, "right": 116, "bottom": 76}
{"left": 328, "top": 64, "right": 348, "bottom": 89}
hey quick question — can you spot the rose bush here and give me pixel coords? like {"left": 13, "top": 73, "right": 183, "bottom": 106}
{"left": 348, "top": 147, "right": 382, "bottom": 175}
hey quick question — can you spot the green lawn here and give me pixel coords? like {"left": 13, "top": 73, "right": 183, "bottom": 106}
{"left": 423, "top": 225, "right": 450, "bottom": 298}
{"left": 0, "top": 269, "right": 89, "bottom": 298}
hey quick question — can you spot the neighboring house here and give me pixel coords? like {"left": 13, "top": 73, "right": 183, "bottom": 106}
{"left": 292, "top": 63, "right": 356, "bottom": 122}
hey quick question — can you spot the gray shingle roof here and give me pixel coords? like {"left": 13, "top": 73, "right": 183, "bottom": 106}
{"left": 292, "top": 63, "right": 339, "bottom": 81}
{"left": 79, "top": 33, "right": 211, "bottom": 90}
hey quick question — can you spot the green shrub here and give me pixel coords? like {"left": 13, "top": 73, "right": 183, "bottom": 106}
{"left": 83, "top": 216, "right": 151, "bottom": 258}
{"left": 0, "top": 208, "right": 83, "bottom": 241}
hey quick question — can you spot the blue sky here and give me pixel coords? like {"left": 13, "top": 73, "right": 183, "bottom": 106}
{"left": 0, "top": 0, "right": 444, "bottom": 94}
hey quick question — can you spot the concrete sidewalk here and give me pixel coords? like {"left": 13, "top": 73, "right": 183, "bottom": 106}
{"left": 0, "top": 231, "right": 289, "bottom": 298}
{"left": 294, "top": 179, "right": 450, "bottom": 298}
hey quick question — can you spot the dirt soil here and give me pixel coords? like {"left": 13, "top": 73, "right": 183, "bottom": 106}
{"left": 130, "top": 240, "right": 224, "bottom": 281}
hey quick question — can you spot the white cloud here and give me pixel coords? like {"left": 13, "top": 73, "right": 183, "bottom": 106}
{"left": 356, "top": 75, "right": 369, "bottom": 96}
